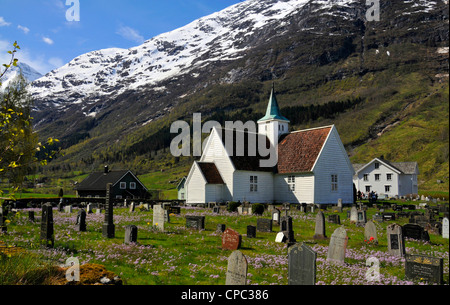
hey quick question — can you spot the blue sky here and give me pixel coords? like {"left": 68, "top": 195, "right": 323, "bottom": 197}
{"left": 0, "top": 0, "right": 242, "bottom": 75}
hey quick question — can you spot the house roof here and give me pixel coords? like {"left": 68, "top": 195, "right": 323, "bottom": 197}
{"left": 277, "top": 126, "right": 332, "bottom": 174}
{"left": 353, "top": 158, "right": 419, "bottom": 175}
{"left": 197, "top": 162, "right": 225, "bottom": 184}
{"left": 75, "top": 170, "right": 144, "bottom": 191}
{"left": 258, "top": 85, "right": 290, "bottom": 122}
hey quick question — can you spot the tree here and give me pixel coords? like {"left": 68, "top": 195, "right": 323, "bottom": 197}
{"left": 0, "top": 41, "right": 59, "bottom": 202}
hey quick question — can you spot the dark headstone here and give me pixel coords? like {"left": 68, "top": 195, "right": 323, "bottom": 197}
{"left": 403, "top": 223, "right": 430, "bottom": 242}
{"left": 256, "top": 218, "right": 272, "bottom": 232}
{"left": 382, "top": 212, "right": 396, "bottom": 221}
{"left": 288, "top": 243, "right": 317, "bottom": 285}
{"left": 185, "top": 215, "right": 205, "bottom": 230}
{"left": 40, "top": 203, "right": 54, "bottom": 248}
{"left": 124, "top": 225, "right": 138, "bottom": 244}
{"left": 76, "top": 209, "right": 87, "bottom": 232}
{"left": 102, "top": 183, "right": 115, "bottom": 238}
{"left": 405, "top": 254, "right": 444, "bottom": 284}
{"left": 222, "top": 228, "right": 242, "bottom": 251}
{"left": 327, "top": 214, "right": 340, "bottom": 225}
{"left": 217, "top": 224, "right": 226, "bottom": 233}
{"left": 28, "top": 211, "right": 35, "bottom": 222}
{"left": 168, "top": 206, "right": 181, "bottom": 215}
{"left": 246, "top": 225, "right": 256, "bottom": 238}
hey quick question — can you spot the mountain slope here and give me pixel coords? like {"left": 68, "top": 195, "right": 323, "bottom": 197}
{"left": 29, "top": 0, "right": 449, "bottom": 192}
{"left": 1, "top": 62, "right": 43, "bottom": 90}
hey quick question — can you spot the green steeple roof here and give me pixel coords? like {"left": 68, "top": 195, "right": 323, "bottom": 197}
{"left": 258, "top": 84, "right": 290, "bottom": 122}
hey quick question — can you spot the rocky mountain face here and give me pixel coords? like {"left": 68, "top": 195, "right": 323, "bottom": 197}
{"left": 27, "top": 0, "right": 448, "bottom": 189}
{"left": 1, "top": 62, "right": 43, "bottom": 90}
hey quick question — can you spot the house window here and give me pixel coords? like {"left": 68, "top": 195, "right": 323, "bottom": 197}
{"left": 375, "top": 174, "right": 380, "bottom": 181}
{"left": 375, "top": 162, "right": 380, "bottom": 169}
{"left": 250, "top": 176, "right": 258, "bottom": 192}
{"left": 363, "top": 174, "right": 369, "bottom": 181}
{"left": 120, "top": 182, "right": 126, "bottom": 189}
{"left": 385, "top": 185, "right": 391, "bottom": 193}
{"left": 331, "top": 174, "right": 338, "bottom": 191}
{"left": 130, "top": 182, "right": 136, "bottom": 189}
{"left": 287, "top": 176, "right": 295, "bottom": 191}
{"left": 365, "top": 185, "right": 371, "bottom": 192}
{"left": 386, "top": 173, "right": 392, "bottom": 181}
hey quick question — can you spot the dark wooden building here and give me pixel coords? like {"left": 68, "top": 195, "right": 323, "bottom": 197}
{"left": 75, "top": 166, "right": 148, "bottom": 199}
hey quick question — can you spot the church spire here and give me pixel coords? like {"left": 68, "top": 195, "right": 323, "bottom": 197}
{"left": 258, "top": 83, "right": 290, "bottom": 122}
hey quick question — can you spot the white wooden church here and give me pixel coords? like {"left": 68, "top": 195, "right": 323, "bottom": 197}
{"left": 185, "top": 87, "right": 354, "bottom": 205}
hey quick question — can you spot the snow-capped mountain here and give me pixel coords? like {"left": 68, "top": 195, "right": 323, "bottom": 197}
{"left": 1, "top": 62, "right": 43, "bottom": 90}
{"left": 29, "top": 0, "right": 448, "bottom": 150}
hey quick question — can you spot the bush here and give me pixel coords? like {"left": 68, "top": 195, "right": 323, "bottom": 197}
{"left": 252, "top": 203, "right": 265, "bottom": 215}
{"left": 227, "top": 201, "right": 241, "bottom": 212}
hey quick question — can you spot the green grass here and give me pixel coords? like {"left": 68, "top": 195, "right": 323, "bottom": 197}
{"left": 1, "top": 201, "right": 448, "bottom": 285}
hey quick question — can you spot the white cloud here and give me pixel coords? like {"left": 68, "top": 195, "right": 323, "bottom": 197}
{"left": 18, "top": 25, "right": 30, "bottom": 34}
{"left": 42, "top": 36, "right": 54, "bottom": 45}
{"left": 0, "top": 17, "right": 11, "bottom": 27}
{"left": 48, "top": 57, "right": 64, "bottom": 69}
{"left": 116, "top": 25, "right": 145, "bottom": 44}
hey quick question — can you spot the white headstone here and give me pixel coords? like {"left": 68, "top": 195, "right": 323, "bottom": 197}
{"left": 443, "top": 217, "right": 449, "bottom": 239}
{"left": 153, "top": 205, "right": 165, "bottom": 232}
{"left": 226, "top": 250, "right": 248, "bottom": 285}
{"left": 275, "top": 232, "right": 286, "bottom": 243}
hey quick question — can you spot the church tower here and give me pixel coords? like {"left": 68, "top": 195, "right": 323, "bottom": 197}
{"left": 257, "top": 84, "right": 290, "bottom": 146}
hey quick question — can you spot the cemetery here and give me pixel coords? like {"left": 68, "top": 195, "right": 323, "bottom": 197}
{"left": 0, "top": 199, "right": 448, "bottom": 285}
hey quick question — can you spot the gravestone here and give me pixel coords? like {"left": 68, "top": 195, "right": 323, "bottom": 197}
{"left": 64, "top": 205, "right": 73, "bottom": 214}
{"left": 256, "top": 218, "right": 272, "bottom": 232}
{"left": 313, "top": 211, "right": 327, "bottom": 240}
{"left": 364, "top": 220, "right": 378, "bottom": 245}
{"left": 272, "top": 209, "right": 281, "bottom": 225}
{"left": 349, "top": 206, "right": 358, "bottom": 223}
{"left": 124, "top": 225, "right": 138, "bottom": 244}
{"left": 40, "top": 203, "right": 54, "bottom": 248}
{"left": 217, "top": 224, "right": 226, "bottom": 233}
{"left": 405, "top": 254, "right": 444, "bottom": 284}
{"left": 387, "top": 224, "right": 405, "bottom": 257}
{"left": 402, "top": 223, "right": 430, "bottom": 242}
{"left": 129, "top": 202, "right": 135, "bottom": 213}
{"left": 327, "top": 214, "right": 340, "bottom": 225}
{"left": 225, "top": 250, "right": 247, "bottom": 285}
{"left": 280, "top": 216, "right": 296, "bottom": 245}
{"left": 102, "top": 183, "right": 115, "bottom": 238}
{"left": 246, "top": 225, "right": 256, "bottom": 238}
{"left": 356, "top": 210, "right": 367, "bottom": 227}
{"left": 372, "top": 213, "right": 383, "bottom": 222}
{"left": 153, "top": 205, "right": 165, "bottom": 232}
{"left": 222, "top": 228, "right": 242, "bottom": 251}
{"left": 288, "top": 243, "right": 317, "bottom": 285}
{"left": 86, "top": 203, "right": 93, "bottom": 214}
{"left": 185, "top": 215, "right": 205, "bottom": 230}
{"left": 28, "top": 211, "right": 35, "bottom": 222}
{"left": 326, "top": 227, "right": 347, "bottom": 264}
{"left": 443, "top": 217, "right": 449, "bottom": 239}
{"left": 212, "top": 206, "right": 220, "bottom": 214}
{"left": 96, "top": 208, "right": 102, "bottom": 215}
{"left": 275, "top": 232, "right": 286, "bottom": 243}
{"left": 76, "top": 209, "right": 87, "bottom": 232}
{"left": 0, "top": 206, "right": 8, "bottom": 233}
{"left": 382, "top": 212, "right": 396, "bottom": 221}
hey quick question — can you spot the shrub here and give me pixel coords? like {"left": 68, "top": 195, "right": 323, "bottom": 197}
{"left": 252, "top": 203, "right": 265, "bottom": 215}
{"left": 227, "top": 201, "right": 241, "bottom": 212}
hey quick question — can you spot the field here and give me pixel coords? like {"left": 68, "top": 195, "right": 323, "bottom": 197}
{"left": 0, "top": 201, "right": 448, "bottom": 286}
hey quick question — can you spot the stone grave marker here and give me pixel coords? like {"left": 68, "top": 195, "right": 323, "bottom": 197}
{"left": 272, "top": 209, "right": 281, "bottom": 225}
{"left": 356, "top": 210, "right": 367, "bottom": 227}
{"left": 288, "top": 243, "right": 317, "bottom": 285}
{"left": 217, "top": 224, "right": 226, "bottom": 233}
{"left": 102, "top": 183, "right": 115, "bottom": 238}
{"left": 349, "top": 206, "right": 358, "bottom": 223}
{"left": 275, "top": 232, "right": 286, "bottom": 243}
{"left": 0, "top": 206, "right": 8, "bottom": 233}
{"left": 129, "top": 202, "right": 135, "bottom": 213}
{"left": 185, "top": 215, "right": 205, "bottom": 230}
{"left": 402, "top": 223, "right": 430, "bottom": 242}
{"left": 246, "top": 225, "right": 256, "bottom": 238}
{"left": 405, "top": 254, "right": 444, "bottom": 284}
{"left": 327, "top": 214, "right": 340, "bottom": 225}
{"left": 443, "top": 217, "right": 449, "bottom": 239}
{"left": 372, "top": 213, "right": 383, "bottom": 223}
{"left": 326, "top": 226, "right": 347, "bottom": 264}
{"left": 222, "top": 228, "right": 242, "bottom": 251}
{"left": 64, "top": 205, "right": 73, "bottom": 214}
{"left": 313, "top": 210, "right": 327, "bottom": 240}
{"left": 153, "top": 205, "right": 165, "bottom": 232}
{"left": 124, "top": 225, "right": 138, "bottom": 244}
{"left": 387, "top": 224, "right": 405, "bottom": 257}
{"left": 382, "top": 212, "right": 396, "bottom": 221}
{"left": 364, "top": 220, "right": 378, "bottom": 245}
{"left": 280, "top": 215, "right": 296, "bottom": 245}
{"left": 86, "top": 203, "right": 93, "bottom": 214}
{"left": 28, "top": 211, "right": 35, "bottom": 222}
{"left": 256, "top": 218, "right": 272, "bottom": 232}
{"left": 76, "top": 209, "right": 87, "bottom": 232}
{"left": 40, "top": 203, "right": 54, "bottom": 248}
{"left": 225, "top": 250, "right": 247, "bottom": 285}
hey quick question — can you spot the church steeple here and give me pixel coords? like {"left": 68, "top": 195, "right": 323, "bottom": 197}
{"left": 258, "top": 84, "right": 290, "bottom": 123}
{"left": 257, "top": 84, "right": 290, "bottom": 146}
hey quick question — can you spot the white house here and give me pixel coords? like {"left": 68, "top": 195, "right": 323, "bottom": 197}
{"left": 185, "top": 87, "right": 355, "bottom": 205}
{"left": 353, "top": 158, "right": 419, "bottom": 198}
